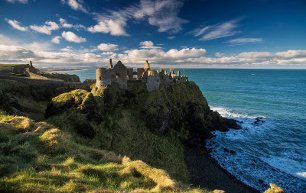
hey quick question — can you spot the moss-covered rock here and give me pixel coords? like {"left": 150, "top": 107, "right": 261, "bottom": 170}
{"left": 0, "top": 90, "right": 22, "bottom": 114}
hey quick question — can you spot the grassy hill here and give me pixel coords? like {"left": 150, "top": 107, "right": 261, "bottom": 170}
{"left": 0, "top": 75, "right": 210, "bottom": 192}
{"left": 0, "top": 111, "right": 205, "bottom": 192}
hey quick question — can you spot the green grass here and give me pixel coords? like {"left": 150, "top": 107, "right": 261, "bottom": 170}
{"left": 0, "top": 64, "right": 28, "bottom": 68}
{"left": 0, "top": 111, "right": 207, "bottom": 192}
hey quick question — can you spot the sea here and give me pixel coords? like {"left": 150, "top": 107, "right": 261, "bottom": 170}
{"left": 60, "top": 68, "right": 306, "bottom": 192}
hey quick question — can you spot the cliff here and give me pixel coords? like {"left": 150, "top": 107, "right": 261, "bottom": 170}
{"left": 0, "top": 72, "right": 273, "bottom": 192}
{"left": 44, "top": 81, "right": 240, "bottom": 184}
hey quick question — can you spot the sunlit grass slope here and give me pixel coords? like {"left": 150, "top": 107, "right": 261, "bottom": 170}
{"left": 0, "top": 111, "right": 207, "bottom": 193}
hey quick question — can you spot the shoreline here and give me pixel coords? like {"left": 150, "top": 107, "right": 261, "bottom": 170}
{"left": 184, "top": 141, "right": 259, "bottom": 193}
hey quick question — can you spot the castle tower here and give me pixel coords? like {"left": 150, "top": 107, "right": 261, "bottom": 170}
{"left": 113, "top": 60, "right": 128, "bottom": 89}
{"left": 96, "top": 68, "right": 113, "bottom": 89}
{"left": 30, "top": 61, "right": 33, "bottom": 67}
{"left": 144, "top": 60, "right": 150, "bottom": 70}
{"left": 108, "top": 58, "right": 113, "bottom": 69}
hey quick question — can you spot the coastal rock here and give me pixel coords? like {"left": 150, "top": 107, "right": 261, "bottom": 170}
{"left": 45, "top": 82, "right": 241, "bottom": 140}
{"left": 264, "top": 183, "right": 285, "bottom": 193}
{"left": 253, "top": 116, "right": 265, "bottom": 126}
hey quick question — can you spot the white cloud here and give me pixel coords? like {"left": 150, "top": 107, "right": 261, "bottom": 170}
{"left": 88, "top": 17, "right": 128, "bottom": 36}
{"left": 61, "top": 31, "right": 86, "bottom": 43}
{"left": 30, "top": 21, "right": 59, "bottom": 35}
{"left": 5, "top": 18, "right": 28, "bottom": 31}
{"left": 59, "top": 18, "right": 73, "bottom": 28}
{"left": 133, "top": 0, "right": 187, "bottom": 33}
{"left": 61, "top": 0, "right": 88, "bottom": 13}
{"left": 88, "top": 0, "right": 187, "bottom": 36}
{"left": 275, "top": 50, "right": 306, "bottom": 58}
{"left": 5, "top": 0, "right": 28, "bottom": 4}
{"left": 139, "top": 41, "right": 161, "bottom": 49}
{"left": 0, "top": 34, "right": 101, "bottom": 65}
{"left": 51, "top": 36, "right": 62, "bottom": 44}
{"left": 118, "top": 47, "right": 207, "bottom": 64}
{"left": 59, "top": 18, "right": 85, "bottom": 30}
{"left": 228, "top": 38, "right": 263, "bottom": 45}
{"left": 193, "top": 19, "right": 240, "bottom": 41}
{"left": 97, "top": 43, "right": 118, "bottom": 51}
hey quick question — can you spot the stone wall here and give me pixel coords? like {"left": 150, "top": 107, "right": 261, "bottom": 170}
{"left": 146, "top": 76, "right": 160, "bottom": 91}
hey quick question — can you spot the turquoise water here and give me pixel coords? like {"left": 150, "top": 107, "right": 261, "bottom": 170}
{"left": 63, "top": 68, "right": 306, "bottom": 192}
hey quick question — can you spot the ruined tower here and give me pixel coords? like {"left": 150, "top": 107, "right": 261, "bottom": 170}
{"left": 113, "top": 61, "right": 128, "bottom": 89}
{"left": 144, "top": 60, "right": 151, "bottom": 70}
{"left": 108, "top": 58, "right": 113, "bottom": 69}
{"left": 96, "top": 68, "right": 113, "bottom": 89}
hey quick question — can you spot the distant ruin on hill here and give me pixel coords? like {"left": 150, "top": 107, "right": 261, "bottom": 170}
{"left": 96, "top": 59, "right": 188, "bottom": 91}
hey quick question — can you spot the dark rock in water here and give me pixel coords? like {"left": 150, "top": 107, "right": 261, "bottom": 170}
{"left": 258, "top": 179, "right": 264, "bottom": 184}
{"left": 253, "top": 117, "right": 265, "bottom": 126}
{"left": 223, "top": 118, "right": 242, "bottom": 130}
{"left": 223, "top": 148, "right": 236, "bottom": 155}
{"left": 229, "top": 150, "right": 236, "bottom": 155}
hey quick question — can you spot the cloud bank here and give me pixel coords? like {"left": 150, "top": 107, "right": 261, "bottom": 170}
{"left": 1, "top": 35, "right": 305, "bottom": 68}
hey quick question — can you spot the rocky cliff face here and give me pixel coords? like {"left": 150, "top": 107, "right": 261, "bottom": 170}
{"left": 44, "top": 81, "right": 240, "bottom": 182}
{"left": 46, "top": 81, "right": 239, "bottom": 140}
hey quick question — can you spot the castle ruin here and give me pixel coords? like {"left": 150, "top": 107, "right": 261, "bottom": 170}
{"left": 96, "top": 59, "right": 188, "bottom": 91}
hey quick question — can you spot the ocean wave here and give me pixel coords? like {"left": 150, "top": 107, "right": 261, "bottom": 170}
{"left": 210, "top": 106, "right": 270, "bottom": 140}
{"left": 261, "top": 155, "right": 306, "bottom": 180}
{"left": 210, "top": 106, "right": 265, "bottom": 119}
{"left": 206, "top": 106, "right": 306, "bottom": 192}
{"left": 206, "top": 140, "right": 306, "bottom": 192}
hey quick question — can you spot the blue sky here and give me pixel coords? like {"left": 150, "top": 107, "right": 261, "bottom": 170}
{"left": 0, "top": 0, "right": 306, "bottom": 68}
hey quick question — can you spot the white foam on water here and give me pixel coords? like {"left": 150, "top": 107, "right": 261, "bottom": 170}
{"left": 261, "top": 155, "right": 306, "bottom": 180}
{"left": 210, "top": 106, "right": 267, "bottom": 119}
{"left": 206, "top": 106, "right": 306, "bottom": 192}
{"left": 296, "top": 172, "right": 306, "bottom": 178}
{"left": 210, "top": 106, "right": 269, "bottom": 140}
{"left": 210, "top": 106, "right": 261, "bottom": 119}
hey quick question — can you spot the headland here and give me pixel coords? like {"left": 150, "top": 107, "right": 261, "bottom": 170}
{"left": 0, "top": 61, "right": 283, "bottom": 193}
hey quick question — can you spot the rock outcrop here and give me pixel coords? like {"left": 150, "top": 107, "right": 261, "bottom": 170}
{"left": 0, "top": 90, "right": 22, "bottom": 114}
{"left": 45, "top": 81, "right": 240, "bottom": 144}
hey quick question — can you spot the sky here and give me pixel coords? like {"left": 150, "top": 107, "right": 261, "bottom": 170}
{"left": 0, "top": 0, "right": 306, "bottom": 68}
